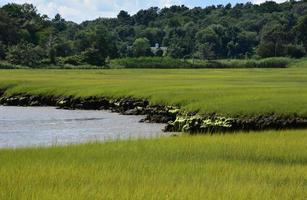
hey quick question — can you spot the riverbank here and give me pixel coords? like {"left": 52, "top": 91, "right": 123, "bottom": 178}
{"left": 2, "top": 68, "right": 307, "bottom": 133}
{"left": 2, "top": 93, "right": 307, "bottom": 133}
{"left": 0, "top": 131, "right": 306, "bottom": 199}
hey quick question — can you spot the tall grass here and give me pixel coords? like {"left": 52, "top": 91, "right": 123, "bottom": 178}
{"left": 0, "top": 130, "right": 306, "bottom": 199}
{"left": 1, "top": 68, "right": 307, "bottom": 116}
{"left": 216, "top": 57, "right": 292, "bottom": 68}
{"left": 110, "top": 57, "right": 292, "bottom": 69}
{"left": 288, "top": 58, "right": 307, "bottom": 68}
{"left": 0, "top": 61, "right": 28, "bottom": 69}
{"left": 0, "top": 57, "right": 296, "bottom": 69}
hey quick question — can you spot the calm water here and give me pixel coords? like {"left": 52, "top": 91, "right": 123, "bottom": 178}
{"left": 0, "top": 106, "right": 165, "bottom": 148}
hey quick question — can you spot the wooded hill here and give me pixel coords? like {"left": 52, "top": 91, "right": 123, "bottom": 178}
{"left": 0, "top": 1, "right": 307, "bottom": 67}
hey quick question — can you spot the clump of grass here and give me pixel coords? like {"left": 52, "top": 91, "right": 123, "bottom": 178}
{"left": 217, "top": 57, "right": 292, "bottom": 68}
{"left": 0, "top": 130, "right": 306, "bottom": 199}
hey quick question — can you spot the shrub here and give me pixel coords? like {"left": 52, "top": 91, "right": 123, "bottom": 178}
{"left": 59, "top": 55, "right": 84, "bottom": 65}
{"left": 6, "top": 42, "right": 46, "bottom": 67}
{"left": 257, "top": 41, "right": 277, "bottom": 58}
{"left": 0, "top": 61, "right": 27, "bottom": 69}
{"left": 285, "top": 44, "right": 306, "bottom": 58}
{"left": 110, "top": 57, "right": 292, "bottom": 69}
{"left": 82, "top": 48, "right": 106, "bottom": 66}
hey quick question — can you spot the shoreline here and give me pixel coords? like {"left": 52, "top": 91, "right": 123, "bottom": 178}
{"left": 1, "top": 91, "right": 307, "bottom": 133}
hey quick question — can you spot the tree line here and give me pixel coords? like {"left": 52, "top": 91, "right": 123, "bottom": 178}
{"left": 0, "top": 1, "right": 307, "bottom": 67}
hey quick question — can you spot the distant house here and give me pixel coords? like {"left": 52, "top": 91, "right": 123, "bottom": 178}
{"left": 127, "top": 43, "right": 167, "bottom": 56}
{"left": 150, "top": 43, "right": 167, "bottom": 56}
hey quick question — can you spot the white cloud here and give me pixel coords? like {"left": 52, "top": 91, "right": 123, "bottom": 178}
{"left": 252, "top": 0, "right": 287, "bottom": 4}
{"left": 160, "top": 0, "right": 182, "bottom": 7}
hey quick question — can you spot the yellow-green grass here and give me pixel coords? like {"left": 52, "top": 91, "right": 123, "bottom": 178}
{"left": 0, "top": 130, "right": 306, "bottom": 199}
{"left": 1, "top": 68, "right": 307, "bottom": 116}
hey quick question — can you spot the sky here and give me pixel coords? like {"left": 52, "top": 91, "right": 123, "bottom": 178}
{"left": 0, "top": 0, "right": 286, "bottom": 23}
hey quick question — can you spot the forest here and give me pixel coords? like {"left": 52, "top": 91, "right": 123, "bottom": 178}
{"left": 0, "top": 1, "right": 307, "bottom": 67}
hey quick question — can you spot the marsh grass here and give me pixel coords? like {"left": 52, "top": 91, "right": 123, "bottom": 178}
{"left": 1, "top": 68, "right": 307, "bottom": 116}
{"left": 110, "top": 57, "right": 292, "bottom": 69}
{"left": 289, "top": 58, "right": 307, "bottom": 68}
{"left": 0, "top": 131, "right": 306, "bottom": 199}
{"left": 0, "top": 61, "right": 28, "bottom": 69}
{"left": 0, "top": 69, "right": 307, "bottom": 199}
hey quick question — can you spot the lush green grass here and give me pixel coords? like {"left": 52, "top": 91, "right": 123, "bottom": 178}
{"left": 1, "top": 68, "right": 307, "bottom": 116}
{"left": 0, "top": 131, "right": 306, "bottom": 199}
{"left": 1, "top": 69, "right": 306, "bottom": 199}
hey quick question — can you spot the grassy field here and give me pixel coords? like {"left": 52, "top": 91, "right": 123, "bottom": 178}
{"left": 1, "top": 68, "right": 307, "bottom": 116}
{"left": 1, "top": 68, "right": 307, "bottom": 199}
{"left": 0, "top": 131, "right": 306, "bottom": 199}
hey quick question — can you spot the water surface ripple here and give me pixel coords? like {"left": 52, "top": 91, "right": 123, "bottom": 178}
{"left": 0, "top": 106, "right": 165, "bottom": 148}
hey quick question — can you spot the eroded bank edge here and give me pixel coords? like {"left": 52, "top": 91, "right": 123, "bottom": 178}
{"left": 1, "top": 92, "right": 307, "bottom": 133}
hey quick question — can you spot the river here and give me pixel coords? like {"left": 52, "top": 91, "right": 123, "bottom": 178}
{"left": 0, "top": 106, "right": 165, "bottom": 148}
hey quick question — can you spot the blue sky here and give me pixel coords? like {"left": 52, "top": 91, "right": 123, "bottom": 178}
{"left": 0, "top": 0, "right": 284, "bottom": 23}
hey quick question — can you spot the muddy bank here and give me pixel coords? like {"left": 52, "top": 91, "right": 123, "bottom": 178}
{"left": 0, "top": 94, "right": 178, "bottom": 124}
{"left": 164, "top": 114, "right": 307, "bottom": 134}
{"left": 1, "top": 93, "right": 307, "bottom": 133}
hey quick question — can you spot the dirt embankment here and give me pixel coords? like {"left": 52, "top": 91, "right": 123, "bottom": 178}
{"left": 1, "top": 92, "right": 307, "bottom": 133}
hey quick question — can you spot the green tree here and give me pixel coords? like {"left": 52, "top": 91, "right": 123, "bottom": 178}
{"left": 134, "top": 7, "right": 159, "bottom": 26}
{"left": 117, "top": 10, "right": 133, "bottom": 25}
{"left": 167, "top": 42, "right": 185, "bottom": 58}
{"left": 45, "top": 35, "right": 57, "bottom": 64}
{"left": 2, "top": 3, "right": 45, "bottom": 44}
{"left": 132, "top": 38, "right": 151, "bottom": 57}
{"left": 7, "top": 42, "right": 45, "bottom": 66}
{"left": 227, "top": 41, "right": 239, "bottom": 58}
{"left": 55, "top": 41, "right": 73, "bottom": 57}
{"left": 52, "top": 14, "right": 66, "bottom": 32}
{"left": 195, "top": 43, "right": 215, "bottom": 60}
{"left": 0, "top": 42, "right": 6, "bottom": 59}
{"left": 257, "top": 24, "right": 286, "bottom": 57}
{"left": 294, "top": 16, "right": 307, "bottom": 51}
{"left": 82, "top": 48, "right": 105, "bottom": 66}
{"left": 196, "top": 25, "right": 226, "bottom": 58}
{"left": 285, "top": 44, "right": 306, "bottom": 58}
{"left": 0, "top": 10, "right": 18, "bottom": 45}
{"left": 1, "top": 1, "right": 307, "bottom": 64}
{"left": 236, "top": 31, "right": 258, "bottom": 57}
{"left": 81, "top": 25, "right": 115, "bottom": 66}
{"left": 138, "top": 28, "right": 165, "bottom": 46}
